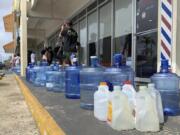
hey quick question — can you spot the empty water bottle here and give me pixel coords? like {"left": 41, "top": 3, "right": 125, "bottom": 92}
{"left": 65, "top": 58, "right": 80, "bottom": 99}
{"left": 104, "top": 54, "right": 129, "bottom": 88}
{"left": 80, "top": 56, "right": 104, "bottom": 110}
{"left": 46, "top": 67, "right": 65, "bottom": 92}
{"left": 151, "top": 59, "right": 180, "bottom": 116}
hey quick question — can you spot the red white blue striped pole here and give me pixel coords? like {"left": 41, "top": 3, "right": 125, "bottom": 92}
{"left": 160, "top": 0, "right": 173, "bottom": 65}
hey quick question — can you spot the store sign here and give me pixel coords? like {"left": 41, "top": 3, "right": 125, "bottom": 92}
{"left": 3, "top": 13, "right": 14, "bottom": 32}
{"left": 160, "top": 0, "right": 173, "bottom": 64}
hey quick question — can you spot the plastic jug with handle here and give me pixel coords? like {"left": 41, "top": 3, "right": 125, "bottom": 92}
{"left": 107, "top": 86, "right": 135, "bottom": 131}
{"left": 135, "top": 86, "right": 159, "bottom": 132}
{"left": 94, "top": 82, "right": 109, "bottom": 121}
{"left": 147, "top": 83, "right": 164, "bottom": 123}
{"left": 122, "top": 81, "right": 136, "bottom": 110}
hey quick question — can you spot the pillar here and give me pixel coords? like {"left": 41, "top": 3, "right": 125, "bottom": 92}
{"left": 20, "top": 0, "right": 27, "bottom": 76}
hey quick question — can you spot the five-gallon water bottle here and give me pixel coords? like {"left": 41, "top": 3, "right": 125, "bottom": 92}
{"left": 46, "top": 65, "right": 65, "bottom": 92}
{"left": 104, "top": 54, "right": 128, "bottom": 89}
{"left": 107, "top": 86, "right": 135, "bottom": 131}
{"left": 26, "top": 63, "right": 34, "bottom": 81}
{"left": 65, "top": 58, "right": 80, "bottom": 99}
{"left": 151, "top": 59, "right": 180, "bottom": 116}
{"left": 94, "top": 82, "right": 109, "bottom": 121}
{"left": 34, "top": 61, "right": 51, "bottom": 87}
{"left": 147, "top": 83, "right": 164, "bottom": 123}
{"left": 80, "top": 56, "right": 104, "bottom": 110}
{"left": 135, "top": 86, "right": 159, "bottom": 132}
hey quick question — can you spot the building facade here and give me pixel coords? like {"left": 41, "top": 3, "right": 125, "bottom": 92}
{"left": 12, "top": 0, "right": 179, "bottom": 81}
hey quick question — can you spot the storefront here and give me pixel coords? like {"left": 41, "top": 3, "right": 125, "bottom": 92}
{"left": 13, "top": 0, "right": 179, "bottom": 80}
{"left": 61, "top": 0, "right": 159, "bottom": 81}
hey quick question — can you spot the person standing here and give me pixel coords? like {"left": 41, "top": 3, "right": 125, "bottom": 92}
{"left": 60, "top": 21, "right": 78, "bottom": 65}
{"left": 31, "top": 51, "right": 36, "bottom": 64}
{"left": 15, "top": 53, "right": 20, "bottom": 66}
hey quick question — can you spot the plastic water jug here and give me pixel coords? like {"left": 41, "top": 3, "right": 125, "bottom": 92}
{"left": 122, "top": 81, "right": 136, "bottom": 109}
{"left": 104, "top": 54, "right": 128, "bottom": 89}
{"left": 151, "top": 59, "right": 179, "bottom": 90}
{"left": 65, "top": 58, "right": 80, "bottom": 99}
{"left": 46, "top": 68, "right": 65, "bottom": 92}
{"left": 148, "top": 83, "right": 164, "bottom": 123}
{"left": 135, "top": 86, "right": 159, "bottom": 132}
{"left": 151, "top": 59, "right": 180, "bottom": 116}
{"left": 80, "top": 56, "right": 104, "bottom": 110}
{"left": 94, "top": 83, "right": 109, "bottom": 121}
{"left": 33, "top": 64, "right": 51, "bottom": 87}
{"left": 107, "top": 86, "right": 135, "bottom": 131}
{"left": 113, "top": 53, "right": 135, "bottom": 84}
{"left": 26, "top": 63, "right": 34, "bottom": 81}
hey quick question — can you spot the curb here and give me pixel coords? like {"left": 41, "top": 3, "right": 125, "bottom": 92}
{"left": 15, "top": 75, "right": 66, "bottom": 135}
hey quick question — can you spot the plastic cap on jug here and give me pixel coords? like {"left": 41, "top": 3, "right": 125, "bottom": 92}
{"left": 113, "top": 86, "right": 121, "bottom": 91}
{"left": 100, "top": 82, "right": 107, "bottom": 86}
{"left": 90, "top": 56, "right": 99, "bottom": 67}
{"left": 124, "top": 80, "right": 131, "bottom": 85}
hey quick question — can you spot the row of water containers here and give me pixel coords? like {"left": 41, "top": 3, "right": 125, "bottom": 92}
{"left": 94, "top": 82, "right": 164, "bottom": 132}
{"left": 25, "top": 54, "right": 180, "bottom": 116}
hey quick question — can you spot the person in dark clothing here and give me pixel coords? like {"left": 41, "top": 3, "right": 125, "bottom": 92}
{"left": 54, "top": 35, "right": 64, "bottom": 65}
{"left": 47, "top": 47, "right": 53, "bottom": 65}
{"left": 60, "top": 21, "right": 78, "bottom": 65}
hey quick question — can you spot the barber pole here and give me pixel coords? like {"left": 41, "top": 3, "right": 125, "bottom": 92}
{"left": 160, "top": 0, "right": 173, "bottom": 65}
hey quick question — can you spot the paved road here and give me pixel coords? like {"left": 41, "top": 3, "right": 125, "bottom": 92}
{"left": 0, "top": 75, "right": 39, "bottom": 135}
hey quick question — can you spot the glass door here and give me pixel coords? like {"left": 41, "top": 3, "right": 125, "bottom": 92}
{"left": 114, "top": 0, "right": 133, "bottom": 66}
{"left": 135, "top": 0, "right": 158, "bottom": 80}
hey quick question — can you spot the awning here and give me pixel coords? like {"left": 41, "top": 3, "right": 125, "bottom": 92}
{"left": 3, "top": 13, "right": 14, "bottom": 32}
{"left": 3, "top": 41, "right": 15, "bottom": 53}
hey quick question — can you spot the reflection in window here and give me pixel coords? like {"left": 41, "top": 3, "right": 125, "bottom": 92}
{"left": 99, "top": 2, "right": 112, "bottom": 66}
{"left": 136, "top": 0, "right": 158, "bottom": 33}
{"left": 88, "top": 11, "right": 98, "bottom": 65}
{"left": 114, "top": 0, "right": 133, "bottom": 65}
{"left": 80, "top": 19, "right": 87, "bottom": 64}
{"left": 136, "top": 32, "right": 157, "bottom": 78}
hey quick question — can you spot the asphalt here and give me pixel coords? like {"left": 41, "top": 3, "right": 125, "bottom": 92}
{"left": 21, "top": 77, "right": 180, "bottom": 135}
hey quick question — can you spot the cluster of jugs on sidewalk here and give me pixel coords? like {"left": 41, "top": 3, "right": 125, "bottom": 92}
{"left": 94, "top": 81, "right": 164, "bottom": 132}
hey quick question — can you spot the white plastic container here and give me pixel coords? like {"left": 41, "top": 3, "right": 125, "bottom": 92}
{"left": 148, "top": 83, "right": 164, "bottom": 123}
{"left": 107, "top": 86, "right": 135, "bottom": 131}
{"left": 94, "top": 84, "right": 109, "bottom": 121}
{"left": 135, "top": 86, "right": 159, "bottom": 132}
{"left": 122, "top": 81, "right": 136, "bottom": 109}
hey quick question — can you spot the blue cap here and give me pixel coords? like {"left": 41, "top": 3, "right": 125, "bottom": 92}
{"left": 160, "top": 59, "right": 169, "bottom": 73}
{"left": 113, "top": 53, "right": 122, "bottom": 67}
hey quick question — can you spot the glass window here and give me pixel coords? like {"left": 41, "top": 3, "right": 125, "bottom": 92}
{"left": 136, "top": 32, "right": 157, "bottom": 78}
{"left": 114, "top": 0, "right": 133, "bottom": 64}
{"left": 80, "top": 18, "right": 87, "bottom": 64}
{"left": 73, "top": 23, "right": 79, "bottom": 41}
{"left": 115, "top": 0, "right": 132, "bottom": 37}
{"left": 88, "top": 11, "right": 98, "bottom": 64}
{"left": 136, "top": 0, "right": 158, "bottom": 33}
{"left": 99, "top": 2, "right": 112, "bottom": 66}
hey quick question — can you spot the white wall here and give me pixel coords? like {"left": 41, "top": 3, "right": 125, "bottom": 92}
{"left": 176, "top": 0, "right": 180, "bottom": 75}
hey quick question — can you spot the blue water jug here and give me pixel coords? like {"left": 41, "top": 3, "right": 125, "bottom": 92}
{"left": 26, "top": 63, "right": 34, "bottom": 81}
{"left": 46, "top": 67, "right": 65, "bottom": 92}
{"left": 65, "top": 58, "right": 80, "bottom": 99}
{"left": 104, "top": 54, "right": 129, "bottom": 89}
{"left": 151, "top": 59, "right": 180, "bottom": 116}
{"left": 33, "top": 64, "right": 51, "bottom": 87}
{"left": 80, "top": 56, "right": 104, "bottom": 110}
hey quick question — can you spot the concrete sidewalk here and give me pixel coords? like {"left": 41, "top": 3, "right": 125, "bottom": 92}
{"left": 0, "top": 75, "right": 39, "bottom": 135}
